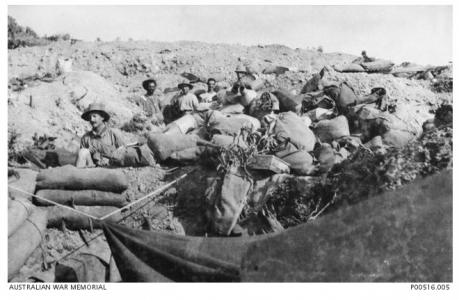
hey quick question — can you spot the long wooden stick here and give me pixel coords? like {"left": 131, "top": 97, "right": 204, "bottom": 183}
{"left": 99, "top": 171, "right": 191, "bottom": 220}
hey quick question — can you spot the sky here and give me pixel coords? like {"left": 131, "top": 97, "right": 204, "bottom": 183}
{"left": 8, "top": 5, "right": 452, "bottom": 65}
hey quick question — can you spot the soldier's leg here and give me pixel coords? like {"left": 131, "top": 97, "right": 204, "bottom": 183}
{"left": 75, "top": 148, "right": 95, "bottom": 168}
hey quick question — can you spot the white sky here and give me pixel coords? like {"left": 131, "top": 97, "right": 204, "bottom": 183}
{"left": 8, "top": 5, "right": 453, "bottom": 66}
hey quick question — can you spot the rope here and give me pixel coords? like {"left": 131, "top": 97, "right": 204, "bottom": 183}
{"left": 99, "top": 171, "right": 191, "bottom": 220}
{"left": 9, "top": 169, "right": 194, "bottom": 264}
{"left": 25, "top": 218, "right": 45, "bottom": 241}
{"left": 9, "top": 186, "right": 99, "bottom": 220}
{"left": 9, "top": 169, "right": 193, "bottom": 221}
{"left": 13, "top": 198, "right": 32, "bottom": 216}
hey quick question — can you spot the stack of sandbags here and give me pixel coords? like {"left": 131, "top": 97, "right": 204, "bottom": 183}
{"left": 335, "top": 60, "right": 394, "bottom": 74}
{"left": 355, "top": 105, "right": 422, "bottom": 147}
{"left": 262, "top": 65, "right": 289, "bottom": 76}
{"left": 275, "top": 144, "right": 315, "bottom": 176}
{"left": 8, "top": 168, "right": 38, "bottom": 200}
{"left": 206, "top": 110, "right": 261, "bottom": 136}
{"left": 34, "top": 165, "right": 129, "bottom": 230}
{"left": 8, "top": 197, "right": 48, "bottom": 281}
{"left": 273, "top": 112, "right": 316, "bottom": 152}
{"left": 312, "top": 115, "right": 351, "bottom": 143}
{"left": 334, "top": 63, "right": 366, "bottom": 73}
{"left": 361, "top": 60, "right": 394, "bottom": 73}
{"left": 272, "top": 89, "right": 302, "bottom": 113}
{"left": 147, "top": 133, "right": 202, "bottom": 161}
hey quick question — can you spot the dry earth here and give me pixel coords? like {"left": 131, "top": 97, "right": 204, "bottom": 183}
{"left": 8, "top": 40, "right": 452, "bottom": 282}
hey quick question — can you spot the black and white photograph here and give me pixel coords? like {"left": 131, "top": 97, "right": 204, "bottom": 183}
{"left": 4, "top": 1, "right": 456, "bottom": 297}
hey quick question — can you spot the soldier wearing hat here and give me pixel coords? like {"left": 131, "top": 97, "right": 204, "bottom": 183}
{"left": 171, "top": 81, "right": 200, "bottom": 115}
{"left": 76, "top": 102, "right": 126, "bottom": 168}
{"left": 235, "top": 64, "right": 257, "bottom": 82}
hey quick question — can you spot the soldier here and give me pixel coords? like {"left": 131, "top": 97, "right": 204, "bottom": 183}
{"left": 76, "top": 103, "right": 126, "bottom": 168}
{"left": 135, "top": 79, "right": 164, "bottom": 125}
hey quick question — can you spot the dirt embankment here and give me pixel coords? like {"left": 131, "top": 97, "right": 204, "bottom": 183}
{"left": 7, "top": 40, "right": 452, "bottom": 282}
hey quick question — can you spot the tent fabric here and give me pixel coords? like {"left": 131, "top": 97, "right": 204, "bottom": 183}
{"left": 102, "top": 170, "right": 451, "bottom": 282}
{"left": 102, "top": 222, "right": 252, "bottom": 282}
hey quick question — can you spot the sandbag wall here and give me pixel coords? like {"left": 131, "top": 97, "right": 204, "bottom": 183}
{"left": 33, "top": 165, "right": 129, "bottom": 230}
{"left": 8, "top": 169, "right": 48, "bottom": 281}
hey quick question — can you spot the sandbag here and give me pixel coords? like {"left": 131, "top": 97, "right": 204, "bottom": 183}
{"left": 301, "top": 92, "right": 335, "bottom": 112}
{"left": 272, "top": 89, "right": 302, "bottom": 113}
{"left": 248, "top": 93, "right": 280, "bottom": 121}
{"left": 36, "top": 165, "right": 128, "bottom": 193}
{"left": 334, "top": 148, "right": 351, "bottom": 164}
{"left": 307, "top": 107, "right": 334, "bottom": 122}
{"left": 273, "top": 112, "right": 316, "bottom": 152}
{"left": 8, "top": 208, "right": 48, "bottom": 280}
{"left": 34, "top": 190, "right": 128, "bottom": 208}
{"left": 382, "top": 130, "right": 417, "bottom": 148}
{"left": 313, "top": 116, "right": 350, "bottom": 143}
{"left": 207, "top": 167, "right": 252, "bottom": 235}
{"left": 242, "top": 78, "right": 265, "bottom": 91}
{"left": 361, "top": 60, "right": 394, "bottom": 73}
{"left": 46, "top": 206, "right": 122, "bottom": 230}
{"left": 301, "top": 73, "right": 322, "bottom": 94}
{"left": 211, "top": 135, "right": 248, "bottom": 149}
{"left": 170, "top": 114, "right": 199, "bottom": 134}
{"left": 22, "top": 147, "right": 78, "bottom": 169}
{"left": 275, "top": 148, "right": 315, "bottom": 176}
{"left": 364, "top": 135, "right": 384, "bottom": 150}
{"left": 338, "top": 63, "right": 366, "bottom": 73}
{"left": 336, "top": 82, "right": 358, "bottom": 113}
{"left": 357, "top": 106, "right": 422, "bottom": 142}
{"left": 169, "top": 146, "right": 206, "bottom": 161}
{"left": 207, "top": 111, "right": 260, "bottom": 136}
{"left": 219, "top": 104, "right": 245, "bottom": 114}
{"left": 240, "top": 89, "right": 258, "bottom": 107}
{"left": 8, "top": 198, "right": 35, "bottom": 237}
{"left": 8, "top": 168, "right": 38, "bottom": 200}
{"left": 111, "top": 144, "right": 156, "bottom": 167}
{"left": 147, "top": 133, "right": 199, "bottom": 161}
{"left": 262, "top": 65, "right": 289, "bottom": 75}
{"left": 219, "top": 90, "right": 241, "bottom": 106}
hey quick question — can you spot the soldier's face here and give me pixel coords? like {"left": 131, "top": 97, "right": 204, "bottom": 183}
{"left": 89, "top": 112, "right": 104, "bottom": 129}
{"left": 181, "top": 86, "right": 190, "bottom": 94}
{"left": 147, "top": 82, "right": 156, "bottom": 93}
{"left": 207, "top": 80, "right": 216, "bottom": 91}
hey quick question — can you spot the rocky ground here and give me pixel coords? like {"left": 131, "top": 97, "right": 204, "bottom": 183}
{"left": 8, "top": 40, "right": 453, "bottom": 282}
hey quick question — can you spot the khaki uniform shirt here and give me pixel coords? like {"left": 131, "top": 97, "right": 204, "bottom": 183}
{"left": 174, "top": 93, "right": 200, "bottom": 112}
{"left": 199, "top": 91, "right": 217, "bottom": 103}
{"left": 136, "top": 94, "right": 163, "bottom": 117}
{"left": 80, "top": 125, "right": 126, "bottom": 165}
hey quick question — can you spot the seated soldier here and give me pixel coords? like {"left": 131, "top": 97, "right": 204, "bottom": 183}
{"left": 172, "top": 81, "right": 200, "bottom": 115}
{"left": 164, "top": 82, "right": 209, "bottom": 134}
{"left": 135, "top": 78, "right": 164, "bottom": 126}
{"left": 198, "top": 78, "right": 217, "bottom": 103}
{"left": 76, "top": 103, "right": 126, "bottom": 168}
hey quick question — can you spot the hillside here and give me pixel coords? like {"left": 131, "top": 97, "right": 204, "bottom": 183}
{"left": 7, "top": 39, "right": 453, "bottom": 282}
{"left": 8, "top": 40, "right": 451, "bottom": 151}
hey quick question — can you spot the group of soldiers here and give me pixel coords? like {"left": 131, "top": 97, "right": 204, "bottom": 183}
{"left": 76, "top": 67, "right": 258, "bottom": 168}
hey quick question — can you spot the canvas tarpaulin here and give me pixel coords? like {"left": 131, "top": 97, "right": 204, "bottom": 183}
{"left": 102, "top": 222, "right": 253, "bottom": 282}
{"left": 102, "top": 170, "right": 451, "bottom": 282}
